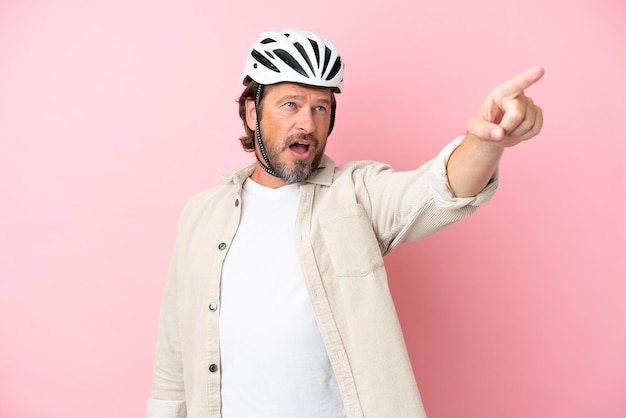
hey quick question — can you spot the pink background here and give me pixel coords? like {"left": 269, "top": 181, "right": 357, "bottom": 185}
{"left": 1, "top": 0, "right": 625, "bottom": 417}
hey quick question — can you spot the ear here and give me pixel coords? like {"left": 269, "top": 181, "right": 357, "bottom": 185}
{"left": 245, "top": 98, "right": 257, "bottom": 131}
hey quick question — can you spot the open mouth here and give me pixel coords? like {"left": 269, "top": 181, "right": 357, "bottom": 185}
{"left": 289, "top": 142, "right": 310, "bottom": 155}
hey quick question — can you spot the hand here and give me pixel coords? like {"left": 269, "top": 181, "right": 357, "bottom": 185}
{"left": 467, "top": 67, "right": 544, "bottom": 148}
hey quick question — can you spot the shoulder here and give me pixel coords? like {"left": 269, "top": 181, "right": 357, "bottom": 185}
{"left": 308, "top": 155, "right": 395, "bottom": 187}
{"left": 181, "top": 164, "right": 253, "bottom": 215}
{"left": 335, "top": 160, "right": 393, "bottom": 175}
{"left": 331, "top": 160, "right": 397, "bottom": 186}
{"left": 176, "top": 174, "right": 244, "bottom": 232}
{"left": 185, "top": 182, "right": 233, "bottom": 208}
{"left": 180, "top": 182, "right": 233, "bottom": 222}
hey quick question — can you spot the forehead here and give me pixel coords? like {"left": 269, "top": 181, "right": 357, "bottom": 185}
{"left": 264, "top": 83, "right": 332, "bottom": 102}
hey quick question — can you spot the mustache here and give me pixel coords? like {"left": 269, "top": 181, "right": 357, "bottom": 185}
{"left": 284, "top": 132, "right": 319, "bottom": 147}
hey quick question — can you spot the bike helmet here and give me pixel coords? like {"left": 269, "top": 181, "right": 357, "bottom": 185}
{"left": 243, "top": 29, "right": 344, "bottom": 92}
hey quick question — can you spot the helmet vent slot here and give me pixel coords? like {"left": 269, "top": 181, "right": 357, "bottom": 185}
{"left": 274, "top": 49, "right": 310, "bottom": 79}
{"left": 326, "top": 57, "right": 342, "bottom": 81}
{"left": 321, "top": 46, "right": 332, "bottom": 76}
{"left": 309, "top": 39, "right": 321, "bottom": 65}
{"left": 251, "top": 50, "right": 280, "bottom": 73}
{"left": 293, "top": 42, "right": 315, "bottom": 75}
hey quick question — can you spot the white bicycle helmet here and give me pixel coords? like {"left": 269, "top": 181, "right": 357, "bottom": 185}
{"left": 242, "top": 29, "right": 344, "bottom": 92}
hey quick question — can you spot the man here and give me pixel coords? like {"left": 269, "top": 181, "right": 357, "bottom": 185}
{"left": 147, "top": 30, "right": 543, "bottom": 418}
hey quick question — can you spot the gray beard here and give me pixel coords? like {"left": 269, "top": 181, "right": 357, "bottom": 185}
{"left": 264, "top": 134, "right": 325, "bottom": 183}
{"left": 272, "top": 153, "right": 323, "bottom": 183}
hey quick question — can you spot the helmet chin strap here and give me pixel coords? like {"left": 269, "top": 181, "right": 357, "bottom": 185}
{"left": 254, "top": 83, "right": 278, "bottom": 177}
{"left": 253, "top": 83, "right": 337, "bottom": 179}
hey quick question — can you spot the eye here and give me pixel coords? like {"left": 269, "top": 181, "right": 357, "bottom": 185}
{"left": 314, "top": 105, "right": 327, "bottom": 112}
{"left": 283, "top": 101, "right": 296, "bottom": 108}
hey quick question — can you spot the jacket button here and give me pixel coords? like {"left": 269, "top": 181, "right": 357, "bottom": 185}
{"left": 235, "top": 199, "right": 240, "bottom": 207}
{"left": 209, "top": 364, "right": 218, "bottom": 373}
{"left": 209, "top": 303, "right": 217, "bottom": 311}
{"left": 218, "top": 242, "right": 227, "bottom": 250}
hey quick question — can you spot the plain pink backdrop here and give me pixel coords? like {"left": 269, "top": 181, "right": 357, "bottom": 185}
{"left": 1, "top": 0, "right": 625, "bottom": 417}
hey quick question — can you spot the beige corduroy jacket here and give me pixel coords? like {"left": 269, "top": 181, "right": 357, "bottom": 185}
{"left": 147, "top": 136, "right": 498, "bottom": 418}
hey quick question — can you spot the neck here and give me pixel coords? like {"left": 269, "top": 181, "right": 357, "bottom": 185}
{"left": 250, "top": 164, "right": 289, "bottom": 189}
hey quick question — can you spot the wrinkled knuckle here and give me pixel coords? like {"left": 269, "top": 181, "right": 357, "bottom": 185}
{"left": 509, "top": 107, "right": 525, "bottom": 123}
{"left": 522, "top": 116, "right": 536, "bottom": 130}
{"left": 536, "top": 106, "right": 543, "bottom": 117}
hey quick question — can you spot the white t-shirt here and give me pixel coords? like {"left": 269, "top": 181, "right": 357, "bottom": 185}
{"left": 219, "top": 178, "right": 346, "bottom": 418}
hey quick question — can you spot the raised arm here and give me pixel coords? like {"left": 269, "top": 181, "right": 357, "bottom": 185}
{"left": 446, "top": 67, "right": 545, "bottom": 197}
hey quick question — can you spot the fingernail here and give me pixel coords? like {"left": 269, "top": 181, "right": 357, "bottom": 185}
{"left": 490, "top": 129, "right": 503, "bottom": 140}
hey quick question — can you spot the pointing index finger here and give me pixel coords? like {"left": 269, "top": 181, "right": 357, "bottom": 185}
{"left": 496, "top": 66, "right": 545, "bottom": 100}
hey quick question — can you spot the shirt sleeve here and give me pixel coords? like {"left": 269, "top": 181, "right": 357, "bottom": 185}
{"left": 147, "top": 216, "right": 187, "bottom": 414}
{"left": 428, "top": 135, "right": 498, "bottom": 209}
{"left": 356, "top": 135, "right": 499, "bottom": 253}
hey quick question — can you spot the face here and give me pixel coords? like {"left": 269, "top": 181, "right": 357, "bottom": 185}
{"left": 246, "top": 83, "right": 332, "bottom": 187}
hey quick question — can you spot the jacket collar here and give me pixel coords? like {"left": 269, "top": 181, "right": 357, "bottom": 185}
{"left": 227, "top": 154, "right": 336, "bottom": 188}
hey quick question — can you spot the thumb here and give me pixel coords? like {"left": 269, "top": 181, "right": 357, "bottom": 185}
{"left": 468, "top": 112, "right": 505, "bottom": 140}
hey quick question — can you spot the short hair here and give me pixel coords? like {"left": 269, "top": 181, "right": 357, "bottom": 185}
{"left": 237, "top": 80, "right": 261, "bottom": 152}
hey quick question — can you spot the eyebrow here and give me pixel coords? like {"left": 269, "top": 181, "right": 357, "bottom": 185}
{"left": 275, "top": 94, "right": 332, "bottom": 106}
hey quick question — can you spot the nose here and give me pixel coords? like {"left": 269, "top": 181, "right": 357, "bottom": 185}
{"left": 296, "top": 108, "right": 316, "bottom": 134}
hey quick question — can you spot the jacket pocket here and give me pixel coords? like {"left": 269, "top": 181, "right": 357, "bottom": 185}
{"left": 318, "top": 204, "right": 384, "bottom": 277}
